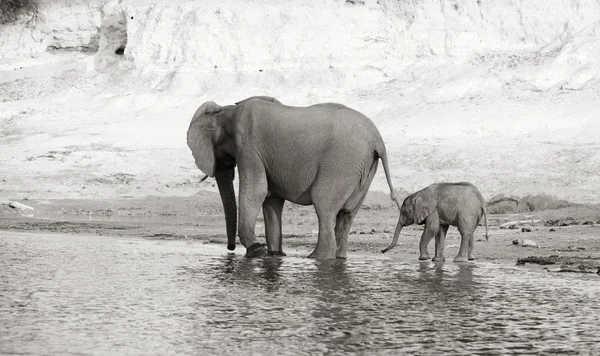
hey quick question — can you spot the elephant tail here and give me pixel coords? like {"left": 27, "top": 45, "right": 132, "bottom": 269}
{"left": 375, "top": 143, "right": 400, "bottom": 210}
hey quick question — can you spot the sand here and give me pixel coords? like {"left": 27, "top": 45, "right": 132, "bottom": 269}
{"left": 2, "top": 195, "right": 599, "bottom": 274}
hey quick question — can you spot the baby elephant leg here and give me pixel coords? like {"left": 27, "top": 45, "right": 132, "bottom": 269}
{"left": 432, "top": 224, "right": 449, "bottom": 262}
{"left": 419, "top": 213, "right": 440, "bottom": 260}
{"left": 455, "top": 223, "right": 476, "bottom": 262}
{"left": 468, "top": 231, "right": 475, "bottom": 261}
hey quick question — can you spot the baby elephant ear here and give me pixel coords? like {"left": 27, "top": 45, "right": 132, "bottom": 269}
{"left": 186, "top": 101, "right": 222, "bottom": 177}
{"left": 413, "top": 196, "right": 435, "bottom": 224}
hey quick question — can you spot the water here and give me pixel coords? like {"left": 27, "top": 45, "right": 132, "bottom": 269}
{"left": 1, "top": 231, "right": 599, "bottom": 355}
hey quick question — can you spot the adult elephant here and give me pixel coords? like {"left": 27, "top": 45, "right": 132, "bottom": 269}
{"left": 187, "top": 96, "right": 399, "bottom": 259}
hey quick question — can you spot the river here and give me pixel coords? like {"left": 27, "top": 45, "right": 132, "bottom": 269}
{"left": 1, "top": 231, "right": 599, "bottom": 355}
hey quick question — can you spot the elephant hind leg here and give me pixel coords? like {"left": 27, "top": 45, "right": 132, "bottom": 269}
{"left": 342, "top": 161, "right": 377, "bottom": 212}
{"left": 467, "top": 230, "right": 475, "bottom": 261}
{"left": 453, "top": 232, "right": 473, "bottom": 262}
{"left": 310, "top": 183, "right": 358, "bottom": 260}
{"left": 432, "top": 224, "right": 449, "bottom": 262}
{"left": 309, "top": 207, "right": 338, "bottom": 260}
{"left": 455, "top": 221, "right": 476, "bottom": 262}
{"left": 263, "top": 195, "right": 286, "bottom": 256}
{"left": 335, "top": 161, "right": 377, "bottom": 259}
{"left": 334, "top": 210, "right": 358, "bottom": 259}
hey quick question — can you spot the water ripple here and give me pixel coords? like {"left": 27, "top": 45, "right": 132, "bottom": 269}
{"left": 1, "top": 232, "right": 599, "bottom": 355}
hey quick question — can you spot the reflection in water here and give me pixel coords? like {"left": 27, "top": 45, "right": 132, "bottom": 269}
{"left": 210, "top": 253, "right": 286, "bottom": 292}
{"left": 2, "top": 232, "right": 600, "bottom": 355}
{"left": 310, "top": 260, "right": 357, "bottom": 353}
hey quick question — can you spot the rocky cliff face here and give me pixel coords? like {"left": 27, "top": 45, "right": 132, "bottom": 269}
{"left": 1, "top": 0, "right": 599, "bottom": 203}
{"left": 5, "top": 0, "right": 599, "bottom": 90}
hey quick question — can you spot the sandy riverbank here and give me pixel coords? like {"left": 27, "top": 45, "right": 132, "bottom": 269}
{"left": 2, "top": 195, "right": 599, "bottom": 274}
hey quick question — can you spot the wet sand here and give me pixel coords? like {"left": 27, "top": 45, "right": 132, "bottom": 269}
{"left": 2, "top": 195, "right": 599, "bottom": 274}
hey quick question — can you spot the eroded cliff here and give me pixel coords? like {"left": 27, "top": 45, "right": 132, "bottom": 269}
{"left": 1, "top": 0, "right": 599, "bottom": 203}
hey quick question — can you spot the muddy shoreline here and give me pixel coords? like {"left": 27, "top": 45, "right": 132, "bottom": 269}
{"left": 2, "top": 196, "right": 600, "bottom": 274}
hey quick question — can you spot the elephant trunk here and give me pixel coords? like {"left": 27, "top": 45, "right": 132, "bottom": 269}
{"left": 381, "top": 215, "right": 405, "bottom": 253}
{"left": 215, "top": 166, "right": 237, "bottom": 250}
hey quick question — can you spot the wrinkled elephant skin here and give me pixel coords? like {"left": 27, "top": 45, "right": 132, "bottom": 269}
{"left": 383, "top": 182, "right": 488, "bottom": 262}
{"left": 187, "top": 96, "right": 400, "bottom": 259}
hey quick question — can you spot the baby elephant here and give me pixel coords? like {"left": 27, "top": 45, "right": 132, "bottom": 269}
{"left": 382, "top": 182, "right": 488, "bottom": 262}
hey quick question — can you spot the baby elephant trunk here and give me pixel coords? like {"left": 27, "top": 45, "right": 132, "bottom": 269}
{"left": 381, "top": 216, "right": 405, "bottom": 253}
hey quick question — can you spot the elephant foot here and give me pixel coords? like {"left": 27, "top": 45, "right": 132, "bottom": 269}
{"left": 453, "top": 255, "right": 469, "bottom": 263}
{"left": 227, "top": 243, "right": 236, "bottom": 251}
{"left": 336, "top": 250, "right": 347, "bottom": 259}
{"left": 418, "top": 255, "right": 432, "bottom": 261}
{"left": 308, "top": 249, "right": 336, "bottom": 260}
{"left": 245, "top": 243, "right": 268, "bottom": 258}
{"left": 268, "top": 250, "right": 287, "bottom": 257}
{"left": 432, "top": 255, "right": 445, "bottom": 262}
{"left": 468, "top": 256, "right": 475, "bottom": 261}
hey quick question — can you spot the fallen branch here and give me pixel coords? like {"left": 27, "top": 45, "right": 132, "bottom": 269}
{"left": 488, "top": 197, "right": 519, "bottom": 207}
{"left": 8, "top": 201, "right": 34, "bottom": 211}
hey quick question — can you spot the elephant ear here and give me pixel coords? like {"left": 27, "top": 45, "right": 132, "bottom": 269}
{"left": 186, "top": 101, "right": 222, "bottom": 177}
{"left": 235, "top": 96, "right": 282, "bottom": 105}
{"left": 413, "top": 195, "right": 435, "bottom": 224}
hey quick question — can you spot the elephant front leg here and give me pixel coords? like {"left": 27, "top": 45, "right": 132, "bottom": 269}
{"left": 418, "top": 230, "right": 434, "bottom": 261}
{"left": 263, "top": 195, "right": 286, "bottom": 256}
{"left": 419, "top": 214, "right": 440, "bottom": 261}
{"left": 238, "top": 167, "right": 269, "bottom": 258}
{"left": 432, "top": 224, "right": 449, "bottom": 262}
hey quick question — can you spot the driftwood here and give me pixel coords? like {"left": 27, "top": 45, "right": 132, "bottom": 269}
{"left": 487, "top": 197, "right": 519, "bottom": 207}
{"left": 8, "top": 201, "right": 34, "bottom": 211}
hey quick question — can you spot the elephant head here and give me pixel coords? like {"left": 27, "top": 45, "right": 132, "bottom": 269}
{"left": 381, "top": 190, "right": 437, "bottom": 253}
{"left": 186, "top": 96, "right": 282, "bottom": 251}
